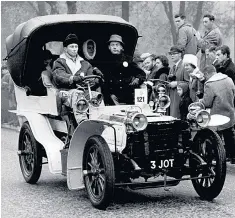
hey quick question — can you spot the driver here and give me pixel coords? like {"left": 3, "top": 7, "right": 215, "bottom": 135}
{"left": 102, "top": 34, "right": 146, "bottom": 105}
{"left": 52, "top": 33, "right": 103, "bottom": 124}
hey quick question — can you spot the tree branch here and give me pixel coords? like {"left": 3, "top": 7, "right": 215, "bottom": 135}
{"left": 28, "top": 2, "right": 39, "bottom": 15}
{"left": 193, "top": 1, "right": 204, "bottom": 30}
{"left": 162, "top": 1, "right": 177, "bottom": 44}
{"left": 46, "top": 1, "right": 59, "bottom": 14}
{"left": 66, "top": 1, "right": 77, "bottom": 14}
{"left": 179, "top": 1, "right": 186, "bottom": 15}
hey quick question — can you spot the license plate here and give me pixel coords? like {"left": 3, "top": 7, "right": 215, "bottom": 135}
{"left": 150, "top": 159, "right": 174, "bottom": 169}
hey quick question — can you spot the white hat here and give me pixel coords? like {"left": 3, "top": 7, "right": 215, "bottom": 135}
{"left": 183, "top": 54, "right": 198, "bottom": 67}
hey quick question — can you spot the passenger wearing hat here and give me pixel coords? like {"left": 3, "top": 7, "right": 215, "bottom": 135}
{"left": 168, "top": 45, "right": 190, "bottom": 118}
{"left": 183, "top": 54, "right": 204, "bottom": 102}
{"left": 52, "top": 33, "right": 104, "bottom": 124}
{"left": 102, "top": 34, "right": 145, "bottom": 105}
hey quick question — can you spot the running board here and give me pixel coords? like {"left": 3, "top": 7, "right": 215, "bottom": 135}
{"left": 115, "top": 175, "right": 213, "bottom": 190}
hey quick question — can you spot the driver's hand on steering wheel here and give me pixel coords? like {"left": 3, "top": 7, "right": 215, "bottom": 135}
{"left": 73, "top": 75, "right": 85, "bottom": 83}
{"left": 93, "top": 67, "right": 104, "bottom": 78}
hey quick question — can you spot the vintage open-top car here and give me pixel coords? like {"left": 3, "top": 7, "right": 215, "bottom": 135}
{"left": 5, "top": 14, "right": 227, "bottom": 210}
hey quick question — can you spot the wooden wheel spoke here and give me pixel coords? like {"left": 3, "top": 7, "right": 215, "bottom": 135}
{"left": 98, "top": 176, "right": 105, "bottom": 190}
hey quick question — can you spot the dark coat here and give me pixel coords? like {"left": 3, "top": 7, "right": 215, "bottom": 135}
{"left": 177, "top": 22, "right": 197, "bottom": 55}
{"left": 169, "top": 60, "right": 190, "bottom": 118}
{"left": 201, "top": 73, "right": 235, "bottom": 131}
{"left": 102, "top": 53, "right": 146, "bottom": 104}
{"left": 217, "top": 58, "right": 235, "bottom": 84}
{"left": 52, "top": 55, "right": 99, "bottom": 89}
{"left": 147, "top": 66, "right": 169, "bottom": 81}
{"left": 179, "top": 94, "right": 192, "bottom": 121}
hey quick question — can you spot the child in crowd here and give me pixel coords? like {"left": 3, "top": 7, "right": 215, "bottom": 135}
{"left": 177, "top": 82, "right": 192, "bottom": 120}
{"left": 183, "top": 54, "right": 204, "bottom": 102}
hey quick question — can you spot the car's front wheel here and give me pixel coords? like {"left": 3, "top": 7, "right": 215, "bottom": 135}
{"left": 190, "top": 129, "right": 226, "bottom": 200}
{"left": 18, "top": 122, "right": 42, "bottom": 184}
{"left": 83, "top": 136, "right": 115, "bottom": 210}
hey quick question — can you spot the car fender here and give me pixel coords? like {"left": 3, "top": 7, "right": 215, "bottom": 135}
{"left": 67, "top": 120, "right": 126, "bottom": 190}
{"left": 17, "top": 111, "right": 64, "bottom": 174}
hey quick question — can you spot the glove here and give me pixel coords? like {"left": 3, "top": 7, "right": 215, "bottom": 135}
{"left": 93, "top": 67, "right": 104, "bottom": 78}
{"left": 73, "top": 75, "right": 84, "bottom": 83}
{"left": 130, "top": 78, "right": 139, "bottom": 87}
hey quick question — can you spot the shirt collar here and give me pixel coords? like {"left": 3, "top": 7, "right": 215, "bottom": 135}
{"left": 60, "top": 53, "right": 84, "bottom": 62}
{"left": 175, "top": 59, "right": 181, "bottom": 68}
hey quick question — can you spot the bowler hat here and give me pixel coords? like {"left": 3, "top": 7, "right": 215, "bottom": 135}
{"left": 63, "top": 34, "right": 79, "bottom": 47}
{"left": 169, "top": 45, "right": 183, "bottom": 54}
{"left": 108, "top": 34, "right": 124, "bottom": 46}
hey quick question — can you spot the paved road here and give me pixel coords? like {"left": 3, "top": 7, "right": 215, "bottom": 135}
{"left": 1, "top": 128, "right": 235, "bottom": 218}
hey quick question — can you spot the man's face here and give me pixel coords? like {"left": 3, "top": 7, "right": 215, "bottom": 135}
{"left": 216, "top": 50, "right": 227, "bottom": 64}
{"left": 109, "top": 42, "right": 123, "bottom": 55}
{"left": 143, "top": 57, "right": 154, "bottom": 71}
{"left": 87, "top": 42, "right": 94, "bottom": 56}
{"left": 66, "top": 43, "right": 78, "bottom": 57}
{"left": 203, "top": 17, "right": 213, "bottom": 30}
{"left": 175, "top": 17, "right": 184, "bottom": 28}
{"left": 170, "top": 52, "right": 181, "bottom": 63}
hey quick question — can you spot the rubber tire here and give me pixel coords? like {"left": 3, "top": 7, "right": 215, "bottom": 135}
{"left": 83, "top": 136, "right": 115, "bottom": 210}
{"left": 19, "top": 122, "right": 42, "bottom": 184}
{"left": 191, "top": 129, "right": 226, "bottom": 200}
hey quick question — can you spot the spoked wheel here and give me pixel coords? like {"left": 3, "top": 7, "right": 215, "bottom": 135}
{"left": 83, "top": 136, "right": 115, "bottom": 210}
{"left": 18, "top": 122, "right": 42, "bottom": 184}
{"left": 190, "top": 129, "right": 226, "bottom": 200}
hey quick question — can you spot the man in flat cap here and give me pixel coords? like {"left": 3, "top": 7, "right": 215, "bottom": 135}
{"left": 168, "top": 45, "right": 190, "bottom": 118}
{"left": 52, "top": 33, "right": 103, "bottom": 124}
{"left": 103, "top": 34, "right": 146, "bottom": 105}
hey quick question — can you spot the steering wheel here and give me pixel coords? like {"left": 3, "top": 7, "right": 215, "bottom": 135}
{"left": 82, "top": 75, "right": 102, "bottom": 83}
{"left": 75, "top": 75, "right": 102, "bottom": 91}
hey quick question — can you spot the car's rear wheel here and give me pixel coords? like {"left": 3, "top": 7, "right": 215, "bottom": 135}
{"left": 18, "top": 122, "right": 42, "bottom": 184}
{"left": 83, "top": 136, "right": 115, "bottom": 210}
{"left": 190, "top": 129, "right": 226, "bottom": 200}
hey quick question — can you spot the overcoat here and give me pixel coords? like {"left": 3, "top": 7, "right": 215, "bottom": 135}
{"left": 52, "top": 54, "right": 99, "bottom": 90}
{"left": 201, "top": 73, "right": 235, "bottom": 131}
{"left": 198, "top": 25, "right": 223, "bottom": 69}
{"left": 102, "top": 53, "right": 146, "bottom": 104}
{"left": 169, "top": 60, "right": 190, "bottom": 118}
{"left": 146, "top": 66, "right": 169, "bottom": 81}
{"left": 176, "top": 22, "right": 197, "bottom": 55}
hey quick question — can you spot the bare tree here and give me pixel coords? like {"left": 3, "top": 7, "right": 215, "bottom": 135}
{"left": 28, "top": 2, "right": 48, "bottom": 16}
{"left": 46, "top": 1, "right": 59, "bottom": 14}
{"left": 192, "top": 2, "right": 204, "bottom": 30}
{"left": 66, "top": 1, "right": 77, "bottom": 14}
{"left": 179, "top": 1, "right": 186, "bottom": 15}
{"left": 122, "top": 1, "right": 129, "bottom": 21}
{"left": 162, "top": 1, "right": 177, "bottom": 44}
